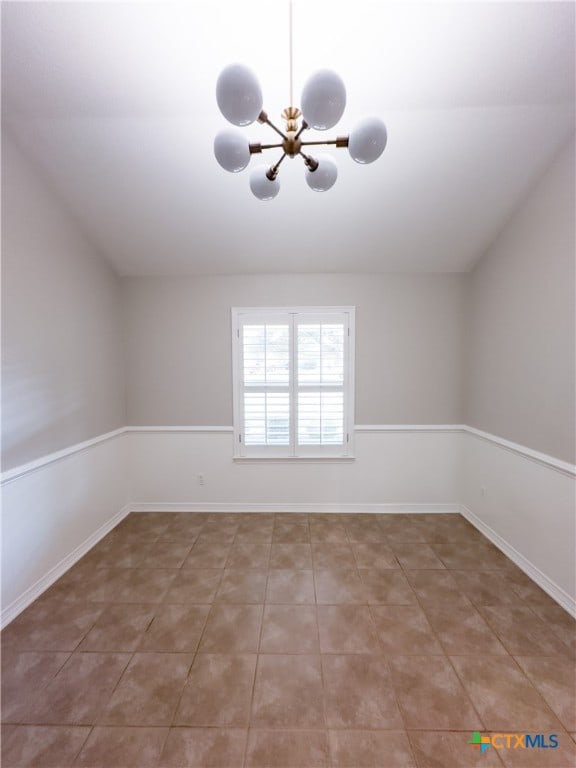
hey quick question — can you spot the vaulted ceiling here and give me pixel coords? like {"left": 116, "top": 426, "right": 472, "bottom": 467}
{"left": 2, "top": 1, "right": 574, "bottom": 275}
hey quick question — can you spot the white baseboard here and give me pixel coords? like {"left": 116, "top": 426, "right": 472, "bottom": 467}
{"left": 129, "top": 502, "right": 461, "bottom": 514}
{"left": 0, "top": 503, "right": 132, "bottom": 629}
{"left": 460, "top": 504, "right": 576, "bottom": 618}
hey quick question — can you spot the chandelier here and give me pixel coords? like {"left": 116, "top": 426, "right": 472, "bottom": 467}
{"left": 213, "top": 6, "right": 387, "bottom": 200}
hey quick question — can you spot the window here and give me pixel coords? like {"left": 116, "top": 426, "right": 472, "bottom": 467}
{"left": 232, "top": 307, "right": 355, "bottom": 458}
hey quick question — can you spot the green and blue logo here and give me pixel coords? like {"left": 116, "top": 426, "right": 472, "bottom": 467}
{"left": 468, "top": 732, "right": 559, "bottom": 755}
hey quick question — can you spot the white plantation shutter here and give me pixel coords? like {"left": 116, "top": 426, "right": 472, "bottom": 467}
{"left": 232, "top": 307, "right": 355, "bottom": 458}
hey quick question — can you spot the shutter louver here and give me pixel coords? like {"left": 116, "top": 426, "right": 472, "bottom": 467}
{"left": 233, "top": 308, "right": 354, "bottom": 457}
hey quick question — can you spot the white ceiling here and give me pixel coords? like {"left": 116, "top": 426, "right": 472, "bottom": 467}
{"left": 2, "top": 1, "right": 575, "bottom": 275}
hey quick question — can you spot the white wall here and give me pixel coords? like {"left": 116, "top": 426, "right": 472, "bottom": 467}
{"left": 465, "top": 136, "right": 575, "bottom": 465}
{"left": 122, "top": 273, "right": 466, "bottom": 426}
{"left": 127, "top": 428, "right": 461, "bottom": 511}
{"left": 1, "top": 434, "right": 130, "bottom": 625}
{"left": 1, "top": 134, "right": 129, "bottom": 623}
{"left": 1, "top": 134, "right": 126, "bottom": 472}
{"left": 461, "top": 136, "right": 576, "bottom": 613}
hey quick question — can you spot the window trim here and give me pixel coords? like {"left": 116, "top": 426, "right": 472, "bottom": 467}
{"left": 231, "top": 306, "right": 356, "bottom": 460}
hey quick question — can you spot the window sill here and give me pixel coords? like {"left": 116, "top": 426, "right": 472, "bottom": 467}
{"left": 233, "top": 456, "right": 356, "bottom": 463}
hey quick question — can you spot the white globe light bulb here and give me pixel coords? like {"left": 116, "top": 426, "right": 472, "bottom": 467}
{"left": 301, "top": 69, "right": 346, "bottom": 130}
{"left": 305, "top": 154, "right": 338, "bottom": 192}
{"left": 348, "top": 117, "right": 387, "bottom": 164}
{"left": 214, "top": 130, "right": 250, "bottom": 172}
{"left": 216, "top": 64, "right": 263, "bottom": 126}
{"left": 249, "top": 165, "right": 280, "bottom": 200}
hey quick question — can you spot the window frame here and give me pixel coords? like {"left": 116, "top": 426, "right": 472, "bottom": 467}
{"left": 231, "top": 306, "right": 356, "bottom": 460}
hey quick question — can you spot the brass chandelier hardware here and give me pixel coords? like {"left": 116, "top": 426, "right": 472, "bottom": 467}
{"left": 214, "top": 3, "right": 387, "bottom": 200}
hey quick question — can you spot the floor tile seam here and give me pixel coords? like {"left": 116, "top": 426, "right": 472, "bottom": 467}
{"left": 151, "top": 718, "right": 179, "bottom": 768}
{"left": 1, "top": 649, "right": 74, "bottom": 705}
{"left": 505, "top": 653, "right": 574, "bottom": 730}
{"left": 90, "top": 649, "right": 137, "bottom": 729}
{"left": 135, "top": 604, "right": 212, "bottom": 654}
{"left": 520, "top": 603, "right": 576, "bottom": 654}
{"left": 416, "top": 594, "right": 511, "bottom": 657}
{"left": 477, "top": 604, "right": 572, "bottom": 658}
{"left": 404, "top": 729, "right": 505, "bottom": 768}
{"left": 408, "top": 584, "right": 490, "bottom": 733}
{"left": 244, "top": 573, "right": 271, "bottom": 765}
{"left": 314, "top": 598, "right": 330, "bottom": 745}
{"left": 2, "top": 649, "right": 131, "bottom": 726}
{"left": 161, "top": 568, "right": 226, "bottom": 607}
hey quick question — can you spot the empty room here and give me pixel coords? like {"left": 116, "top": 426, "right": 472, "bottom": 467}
{"left": 1, "top": 1, "right": 575, "bottom": 767}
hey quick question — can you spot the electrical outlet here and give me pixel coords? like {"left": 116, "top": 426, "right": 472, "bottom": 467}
{"left": 197, "top": 474, "right": 205, "bottom": 486}
{"left": 480, "top": 486, "right": 486, "bottom": 497}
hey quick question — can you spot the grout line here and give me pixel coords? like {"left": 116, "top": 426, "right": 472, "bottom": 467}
{"left": 5, "top": 511, "right": 573, "bottom": 766}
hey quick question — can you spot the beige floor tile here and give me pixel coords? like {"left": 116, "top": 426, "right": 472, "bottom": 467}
{"left": 183, "top": 539, "right": 232, "bottom": 568}
{"left": 322, "top": 654, "right": 403, "bottom": 729}
{"left": 87, "top": 568, "right": 178, "bottom": 603}
{"left": 1, "top": 724, "right": 91, "bottom": 768}
{"left": 4, "top": 511, "right": 574, "bottom": 768}
{"left": 159, "top": 727, "right": 247, "bottom": 767}
{"left": 251, "top": 654, "right": 325, "bottom": 728}
{"left": 260, "top": 605, "right": 319, "bottom": 653}
{"left": 226, "top": 540, "right": 271, "bottom": 568}
{"left": 351, "top": 542, "right": 400, "bottom": 568}
{"left": 269, "top": 543, "right": 313, "bottom": 569}
{"left": 317, "top": 605, "right": 382, "bottom": 653}
{"left": 174, "top": 654, "right": 256, "bottom": 726}
{"left": 344, "top": 523, "right": 388, "bottom": 543}
{"left": 273, "top": 523, "right": 310, "bottom": 543}
{"left": 451, "top": 569, "right": 522, "bottom": 605}
{"left": 423, "top": 603, "right": 508, "bottom": 654}
{"left": 528, "top": 602, "right": 576, "bottom": 654}
{"left": 215, "top": 569, "right": 267, "bottom": 603}
{"left": 359, "top": 569, "right": 417, "bottom": 604}
{"left": 199, "top": 604, "right": 263, "bottom": 653}
{"left": 329, "top": 730, "right": 417, "bottom": 767}
{"left": 314, "top": 569, "right": 366, "bottom": 604}
{"left": 497, "top": 730, "right": 576, "bottom": 767}
{"left": 162, "top": 569, "right": 223, "bottom": 603}
{"left": 312, "top": 543, "right": 357, "bottom": 568}
{"left": 388, "top": 655, "right": 480, "bottom": 729}
{"left": 138, "top": 604, "right": 210, "bottom": 652}
{"left": 25, "top": 652, "right": 131, "bottom": 725}
{"left": 388, "top": 542, "right": 446, "bottom": 569}
{"left": 139, "top": 541, "right": 193, "bottom": 568}
{"left": 370, "top": 605, "right": 444, "bottom": 654}
{"left": 478, "top": 605, "right": 573, "bottom": 656}
{"left": 450, "top": 654, "right": 564, "bottom": 731}
{"left": 266, "top": 570, "right": 315, "bottom": 604}
{"left": 408, "top": 730, "right": 504, "bottom": 767}
{"left": 309, "top": 523, "right": 349, "bottom": 544}
{"left": 514, "top": 655, "right": 576, "bottom": 731}
{"left": 1, "top": 651, "right": 70, "bottom": 722}
{"left": 75, "top": 726, "right": 168, "bottom": 767}
{"left": 246, "top": 729, "right": 330, "bottom": 767}
{"left": 1, "top": 601, "right": 103, "bottom": 652}
{"left": 100, "top": 652, "right": 193, "bottom": 726}
{"left": 405, "top": 569, "right": 470, "bottom": 604}
{"left": 78, "top": 603, "right": 156, "bottom": 651}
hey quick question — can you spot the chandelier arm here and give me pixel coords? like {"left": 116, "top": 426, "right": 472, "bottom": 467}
{"left": 267, "top": 152, "right": 287, "bottom": 180}
{"left": 299, "top": 151, "right": 319, "bottom": 172}
{"left": 300, "top": 135, "right": 350, "bottom": 148}
{"left": 249, "top": 142, "right": 284, "bottom": 154}
{"left": 294, "top": 120, "right": 309, "bottom": 140}
{"left": 262, "top": 116, "right": 288, "bottom": 141}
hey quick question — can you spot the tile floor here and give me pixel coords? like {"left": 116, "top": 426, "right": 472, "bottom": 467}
{"left": 1, "top": 512, "right": 575, "bottom": 767}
